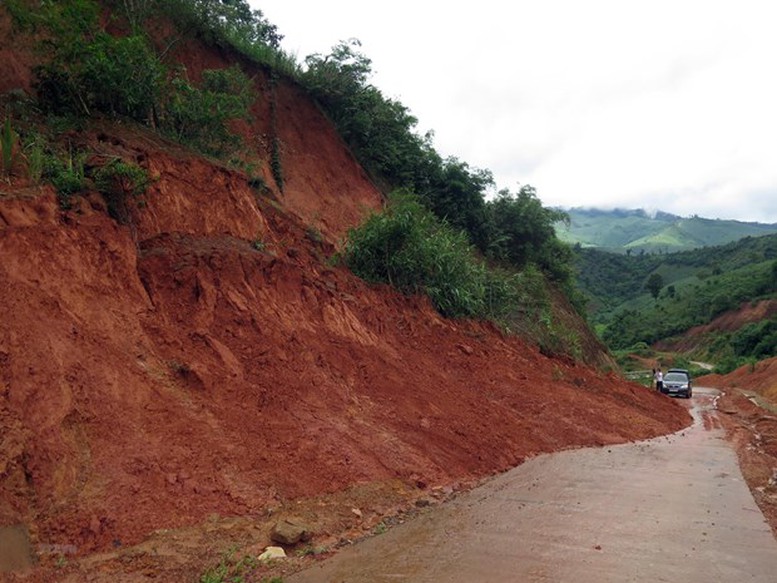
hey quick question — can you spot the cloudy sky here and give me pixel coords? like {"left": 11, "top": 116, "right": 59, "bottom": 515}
{"left": 252, "top": 1, "right": 777, "bottom": 223}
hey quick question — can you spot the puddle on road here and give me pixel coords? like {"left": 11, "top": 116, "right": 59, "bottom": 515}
{"left": 0, "top": 525, "right": 34, "bottom": 572}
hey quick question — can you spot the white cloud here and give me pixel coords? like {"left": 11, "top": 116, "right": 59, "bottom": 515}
{"left": 254, "top": 0, "right": 777, "bottom": 223}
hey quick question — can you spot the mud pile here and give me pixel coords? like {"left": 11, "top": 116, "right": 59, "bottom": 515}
{"left": 0, "top": 124, "right": 689, "bottom": 558}
{"left": 0, "top": 9, "right": 690, "bottom": 578}
{"left": 699, "top": 357, "right": 777, "bottom": 401}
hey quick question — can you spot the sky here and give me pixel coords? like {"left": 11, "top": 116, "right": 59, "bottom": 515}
{"left": 251, "top": 1, "right": 777, "bottom": 223}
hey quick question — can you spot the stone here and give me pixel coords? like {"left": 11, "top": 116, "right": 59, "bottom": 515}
{"left": 258, "top": 546, "right": 286, "bottom": 561}
{"left": 457, "top": 343, "right": 474, "bottom": 355}
{"left": 270, "top": 519, "right": 310, "bottom": 545}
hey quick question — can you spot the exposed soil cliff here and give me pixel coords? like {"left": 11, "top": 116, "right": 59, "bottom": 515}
{"left": 0, "top": 10, "right": 690, "bottom": 580}
{"left": 699, "top": 357, "right": 777, "bottom": 402}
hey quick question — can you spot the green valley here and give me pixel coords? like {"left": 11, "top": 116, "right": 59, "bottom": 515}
{"left": 574, "top": 231, "right": 777, "bottom": 373}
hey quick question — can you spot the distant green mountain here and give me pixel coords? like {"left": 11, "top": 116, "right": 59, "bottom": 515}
{"left": 555, "top": 208, "right": 777, "bottom": 252}
{"left": 573, "top": 232, "right": 777, "bottom": 368}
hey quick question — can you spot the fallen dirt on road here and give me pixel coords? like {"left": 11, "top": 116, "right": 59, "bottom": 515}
{"left": 0, "top": 6, "right": 692, "bottom": 580}
{"left": 699, "top": 363, "right": 777, "bottom": 538}
{"left": 715, "top": 388, "right": 777, "bottom": 539}
{"left": 284, "top": 388, "right": 777, "bottom": 583}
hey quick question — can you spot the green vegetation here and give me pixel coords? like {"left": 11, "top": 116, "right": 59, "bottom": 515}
{"left": 158, "top": 0, "right": 297, "bottom": 76}
{"left": 300, "top": 40, "right": 582, "bottom": 322}
{"left": 93, "top": 159, "right": 151, "bottom": 223}
{"left": 24, "top": 135, "right": 45, "bottom": 183}
{"left": 12, "top": 0, "right": 162, "bottom": 121}
{"left": 646, "top": 273, "right": 663, "bottom": 301}
{"left": 339, "top": 192, "right": 580, "bottom": 356}
{"left": 576, "top": 233, "right": 777, "bottom": 318}
{"left": 8, "top": 0, "right": 257, "bottom": 156}
{"left": 486, "top": 187, "right": 573, "bottom": 284}
{"left": 45, "top": 146, "right": 88, "bottom": 208}
{"left": 576, "top": 232, "right": 777, "bottom": 368}
{"left": 709, "top": 315, "right": 777, "bottom": 374}
{"left": 339, "top": 191, "right": 529, "bottom": 322}
{"left": 1, "top": 117, "right": 19, "bottom": 177}
{"left": 3, "top": 0, "right": 273, "bottom": 205}
{"left": 161, "top": 65, "right": 254, "bottom": 157}
{"left": 295, "top": 545, "right": 326, "bottom": 557}
{"left": 600, "top": 259, "right": 776, "bottom": 349}
{"left": 198, "top": 548, "right": 257, "bottom": 583}
{"left": 557, "top": 208, "right": 777, "bottom": 253}
{"left": 301, "top": 39, "right": 431, "bottom": 191}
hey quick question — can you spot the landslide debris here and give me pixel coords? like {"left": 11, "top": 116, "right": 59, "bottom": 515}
{"left": 0, "top": 4, "right": 690, "bottom": 580}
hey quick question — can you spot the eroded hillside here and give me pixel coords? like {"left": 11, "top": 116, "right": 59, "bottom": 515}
{"left": 0, "top": 7, "right": 690, "bottom": 581}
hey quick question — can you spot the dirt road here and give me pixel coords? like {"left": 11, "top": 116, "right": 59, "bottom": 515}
{"left": 289, "top": 387, "right": 777, "bottom": 582}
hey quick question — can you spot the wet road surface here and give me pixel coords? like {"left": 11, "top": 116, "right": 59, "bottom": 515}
{"left": 289, "top": 387, "right": 777, "bottom": 582}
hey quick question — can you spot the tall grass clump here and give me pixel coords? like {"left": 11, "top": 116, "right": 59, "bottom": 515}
{"left": 44, "top": 146, "right": 88, "bottom": 208}
{"left": 1, "top": 117, "right": 19, "bottom": 178}
{"left": 93, "top": 159, "right": 151, "bottom": 223}
{"left": 339, "top": 190, "right": 533, "bottom": 324}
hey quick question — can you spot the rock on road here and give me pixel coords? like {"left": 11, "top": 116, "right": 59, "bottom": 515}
{"left": 289, "top": 387, "right": 777, "bottom": 582}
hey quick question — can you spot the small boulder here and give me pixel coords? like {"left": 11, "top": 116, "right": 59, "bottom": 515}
{"left": 270, "top": 519, "right": 311, "bottom": 545}
{"left": 258, "top": 546, "right": 286, "bottom": 561}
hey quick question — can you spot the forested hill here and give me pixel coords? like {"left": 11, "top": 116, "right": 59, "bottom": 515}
{"left": 555, "top": 208, "right": 777, "bottom": 253}
{"left": 577, "top": 232, "right": 777, "bottom": 317}
{"left": 575, "top": 232, "right": 777, "bottom": 370}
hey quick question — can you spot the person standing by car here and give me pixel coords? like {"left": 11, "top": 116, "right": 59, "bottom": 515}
{"left": 655, "top": 368, "right": 664, "bottom": 393}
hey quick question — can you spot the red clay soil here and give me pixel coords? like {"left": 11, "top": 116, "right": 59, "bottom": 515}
{"left": 0, "top": 10, "right": 690, "bottom": 580}
{"left": 0, "top": 177, "right": 689, "bottom": 580}
{"left": 699, "top": 357, "right": 777, "bottom": 405}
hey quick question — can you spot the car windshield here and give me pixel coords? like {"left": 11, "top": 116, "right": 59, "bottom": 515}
{"left": 664, "top": 373, "right": 687, "bottom": 383}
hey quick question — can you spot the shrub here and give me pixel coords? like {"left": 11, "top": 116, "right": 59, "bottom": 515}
{"left": 339, "top": 190, "right": 529, "bottom": 324}
{"left": 26, "top": 0, "right": 163, "bottom": 121}
{"left": 160, "top": 65, "right": 254, "bottom": 157}
{"left": 44, "top": 147, "right": 88, "bottom": 207}
{"left": 24, "top": 137, "right": 45, "bottom": 183}
{"left": 83, "top": 34, "right": 163, "bottom": 120}
{"left": 162, "top": 0, "right": 283, "bottom": 49}
{"left": 36, "top": 32, "right": 163, "bottom": 121}
{"left": 714, "top": 355, "right": 742, "bottom": 375}
{"left": 93, "top": 159, "right": 151, "bottom": 223}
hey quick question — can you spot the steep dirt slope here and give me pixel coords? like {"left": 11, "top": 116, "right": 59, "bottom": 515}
{"left": 1, "top": 128, "right": 689, "bottom": 580}
{"left": 0, "top": 11, "right": 689, "bottom": 580}
{"left": 699, "top": 357, "right": 777, "bottom": 402}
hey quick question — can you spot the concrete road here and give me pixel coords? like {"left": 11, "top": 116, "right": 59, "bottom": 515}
{"left": 289, "top": 387, "right": 777, "bottom": 582}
